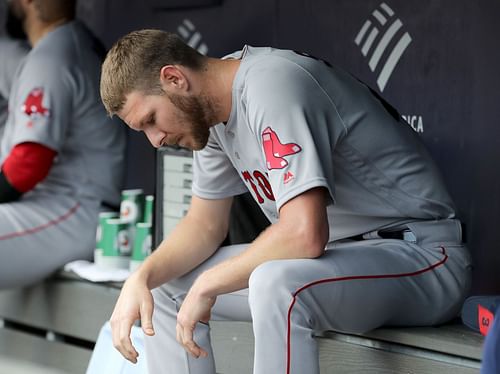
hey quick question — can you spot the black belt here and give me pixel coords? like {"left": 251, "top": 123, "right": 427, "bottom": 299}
{"left": 352, "top": 221, "right": 466, "bottom": 244}
{"left": 351, "top": 229, "right": 416, "bottom": 242}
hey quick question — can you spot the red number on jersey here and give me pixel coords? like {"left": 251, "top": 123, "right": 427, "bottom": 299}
{"left": 241, "top": 170, "right": 275, "bottom": 204}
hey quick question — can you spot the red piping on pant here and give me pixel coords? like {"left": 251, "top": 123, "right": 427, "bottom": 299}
{"left": 286, "top": 246, "right": 448, "bottom": 374}
{"left": 0, "top": 203, "right": 80, "bottom": 240}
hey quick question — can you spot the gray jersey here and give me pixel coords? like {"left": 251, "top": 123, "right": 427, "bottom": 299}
{"left": 0, "top": 37, "right": 29, "bottom": 138}
{"left": 0, "top": 21, "right": 125, "bottom": 205}
{"left": 193, "top": 46, "right": 456, "bottom": 240}
{"left": 150, "top": 47, "right": 469, "bottom": 374}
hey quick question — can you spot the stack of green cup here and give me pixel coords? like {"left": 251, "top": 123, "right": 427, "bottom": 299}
{"left": 128, "top": 195, "right": 155, "bottom": 271}
{"left": 95, "top": 190, "right": 155, "bottom": 271}
{"left": 120, "top": 189, "right": 145, "bottom": 251}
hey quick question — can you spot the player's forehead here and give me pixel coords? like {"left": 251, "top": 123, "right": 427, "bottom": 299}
{"left": 120, "top": 91, "right": 151, "bottom": 128}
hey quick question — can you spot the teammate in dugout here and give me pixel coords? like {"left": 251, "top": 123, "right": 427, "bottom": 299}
{"left": 100, "top": 29, "right": 472, "bottom": 373}
{"left": 0, "top": 0, "right": 125, "bottom": 289}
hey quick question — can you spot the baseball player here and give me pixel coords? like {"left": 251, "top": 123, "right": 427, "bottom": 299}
{"left": 0, "top": 36, "right": 29, "bottom": 139}
{"left": 0, "top": 0, "right": 125, "bottom": 289}
{"left": 101, "top": 30, "right": 471, "bottom": 374}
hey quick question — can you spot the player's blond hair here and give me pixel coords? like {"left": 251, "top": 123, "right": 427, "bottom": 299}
{"left": 100, "top": 29, "right": 206, "bottom": 115}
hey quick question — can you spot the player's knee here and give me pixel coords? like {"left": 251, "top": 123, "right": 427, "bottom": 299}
{"left": 248, "top": 261, "right": 296, "bottom": 311}
{"left": 249, "top": 261, "right": 279, "bottom": 293}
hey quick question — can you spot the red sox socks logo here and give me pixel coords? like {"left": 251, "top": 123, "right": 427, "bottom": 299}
{"left": 21, "top": 88, "right": 50, "bottom": 127}
{"left": 262, "top": 127, "right": 302, "bottom": 170}
{"left": 479, "top": 304, "right": 494, "bottom": 336}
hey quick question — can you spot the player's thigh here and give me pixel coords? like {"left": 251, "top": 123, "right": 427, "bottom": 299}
{"left": 250, "top": 239, "right": 469, "bottom": 332}
{"left": 0, "top": 194, "right": 99, "bottom": 287}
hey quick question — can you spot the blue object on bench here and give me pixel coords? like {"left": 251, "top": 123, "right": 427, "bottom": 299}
{"left": 86, "top": 321, "right": 147, "bottom": 374}
{"left": 481, "top": 305, "right": 500, "bottom": 374}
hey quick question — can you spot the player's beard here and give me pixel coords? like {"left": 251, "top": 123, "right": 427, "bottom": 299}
{"left": 6, "top": 1, "right": 27, "bottom": 40}
{"left": 166, "top": 92, "right": 217, "bottom": 151}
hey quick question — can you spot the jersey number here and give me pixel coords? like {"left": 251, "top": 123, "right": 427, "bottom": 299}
{"left": 241, "top": 170, "right": 275, "bottom": 204}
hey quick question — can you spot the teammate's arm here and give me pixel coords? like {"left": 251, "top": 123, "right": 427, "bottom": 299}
{"left": 0, "top": 170, "right": 21, "bottom": 202}
{"left": 176, "top": 186, "right": 330, "bottom": 357}
{"left": 110, "top": 195, "right": 233, "bottom": 363}
{"left": 0, "top": 142, "right": 57, "bottom": 203}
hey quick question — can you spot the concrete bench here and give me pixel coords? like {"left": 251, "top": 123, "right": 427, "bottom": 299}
{"left": 0, "top": 273, "right": 117, "bottom": 373}
{"left": 0, "top": 273, "right": 484, "bottom": 373}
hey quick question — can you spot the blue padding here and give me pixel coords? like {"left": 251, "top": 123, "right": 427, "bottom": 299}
{"left": 481, "top": 306, "right": 500, "bottom": 374}
{"left": 86, "top": 321, "right": 147, "bottom": 374}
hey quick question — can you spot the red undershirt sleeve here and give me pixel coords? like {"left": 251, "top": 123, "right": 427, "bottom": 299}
{"left": 2, "top": 142, "right": 57, "bottom": 194}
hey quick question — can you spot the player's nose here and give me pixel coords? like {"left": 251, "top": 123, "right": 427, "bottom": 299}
{"left": 144, "top": 127, "right": 164, "bottom": 148}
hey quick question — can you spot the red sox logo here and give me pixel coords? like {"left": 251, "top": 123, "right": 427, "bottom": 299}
{"left": 262, "top": 127, "right": 302, "bottom": 170}
{"left": 21, "top": 88, "right": 50, "bottom": 127}
{"left": 242, "top": 127, "right": 302, "bottom": 204}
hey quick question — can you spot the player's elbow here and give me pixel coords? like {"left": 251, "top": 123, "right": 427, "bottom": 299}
{"left": 293, "top": 220, "right": 329, "bottom": 259}
{"left": 307, "top": 231, "right": 329, "bottom": 259}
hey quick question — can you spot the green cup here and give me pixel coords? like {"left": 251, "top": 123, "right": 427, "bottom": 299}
{"left": 96, "top": 211, "right": 119, "bottom": 250}
{"left": 120, "top": 189, "right": 145, "bottom": 225}
{"left": 101, "top": 218, "right": 132, "bottom": 257}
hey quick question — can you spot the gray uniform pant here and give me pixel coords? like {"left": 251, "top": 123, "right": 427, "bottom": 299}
{"left": 0, "top": 192, "right": 100, "bottom": 289}
{"left": 145, "top": 219, "right": 471, "bottom": 374}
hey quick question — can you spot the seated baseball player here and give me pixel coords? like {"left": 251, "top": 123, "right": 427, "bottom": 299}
{"left": 0, "top": 0, "right": 125, "bottom": 289}
{"left": 100, "top": 30, "right": 471, "bottom": 373}
{"left": 0, "top": 35, "right": 29, "bottom": 139}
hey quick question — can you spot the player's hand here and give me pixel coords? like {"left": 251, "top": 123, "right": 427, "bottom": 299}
{"left": 110, "top": 272, "right": 155, "bottom": 363}
{"left": 176, "top": 281, "right": 216, "bottom": 358}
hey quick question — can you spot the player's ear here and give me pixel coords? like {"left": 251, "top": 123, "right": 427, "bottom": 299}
{"left": 160, "top": 66, "right": 189, "bottom": 92}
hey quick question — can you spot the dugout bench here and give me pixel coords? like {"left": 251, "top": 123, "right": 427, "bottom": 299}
{"left": 0, "top": 271, "right": 484, "bottom": 374}
{"left": 0, "top": 153, "right": 482, "bottom": 373}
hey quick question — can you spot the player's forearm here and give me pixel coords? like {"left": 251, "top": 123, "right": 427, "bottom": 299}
{"left": 193, "top": 188, "right": 330, "bottom": 298}
{"left": 0, "top": 143, "right": 57, "bottom": 203}
{"left": 195, "top": 217, "right": 328, "bottom": 298}
{"left": 135, "top": 212, "right": 227, "bottom": 290}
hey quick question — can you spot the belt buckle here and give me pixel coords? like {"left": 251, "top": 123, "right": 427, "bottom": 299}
{"left": 402, "top": 229, "right": 417, "bottom": 243}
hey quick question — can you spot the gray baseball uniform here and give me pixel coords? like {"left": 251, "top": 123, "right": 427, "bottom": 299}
{"left": 0, "top": 21, "right": 126, "bottom": 289}
{"left": 146, "top": 46, "right": 471, "bottom": 374}
{"left": 0, "top": 36, "right": 29, "bottom": 139}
